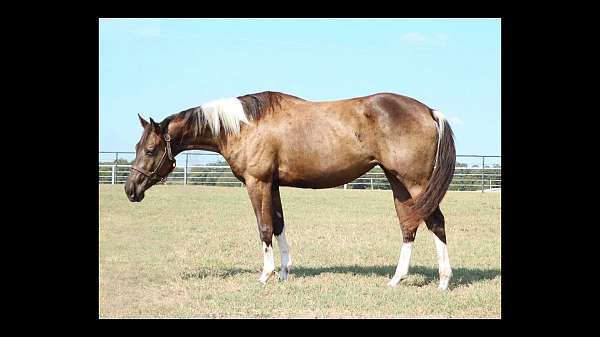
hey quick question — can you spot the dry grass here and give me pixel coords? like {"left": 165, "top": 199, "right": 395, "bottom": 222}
{"left": 99, "top": 185, "right": 500, "bottom": 318}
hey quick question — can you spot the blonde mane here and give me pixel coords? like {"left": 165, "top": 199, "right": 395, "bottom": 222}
{"left": 194, "top": 97, "right": 249, "bottom": 136}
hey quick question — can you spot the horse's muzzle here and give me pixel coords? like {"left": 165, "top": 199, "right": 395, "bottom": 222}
{"left": 125, "top": 182, "right": 145, "bottom": 202}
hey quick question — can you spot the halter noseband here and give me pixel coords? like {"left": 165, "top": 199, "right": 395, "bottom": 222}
{"left": 131, "top": 134, "right": 176, "bottom": 183}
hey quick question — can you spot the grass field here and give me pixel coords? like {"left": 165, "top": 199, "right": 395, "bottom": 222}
{"left": 99, "top": 185, "right": 501, "bottom": 318}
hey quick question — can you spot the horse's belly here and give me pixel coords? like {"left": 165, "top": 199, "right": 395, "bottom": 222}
{"left": 274, "top": 117, "right": 378, "bottom": 188}
{"left": 277, "top": 154, "right": 376, "bottom": 189}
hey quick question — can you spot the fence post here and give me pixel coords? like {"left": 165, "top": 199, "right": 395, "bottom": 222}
{"left": 481, "top": 156, "right": 485, "bottom": 192}
{"left": 371, "top": 178, "right": 374, "bottom": 190}
{"left": 184, "top": 154, "right": 188, "bottom": 185}
{"left": 111, "top": 165, "right": 116, "bottom": 185}
{"left": 344, "top": 184, "right": 347, "bottom": 190}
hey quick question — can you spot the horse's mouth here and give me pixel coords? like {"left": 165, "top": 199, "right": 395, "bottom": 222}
{"left": 127, "top": 191, "right": 145, "bottom": 202}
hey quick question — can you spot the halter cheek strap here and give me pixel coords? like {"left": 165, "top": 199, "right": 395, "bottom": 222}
{"left": 131, "top": 134, "right": 176, "bottom": 182}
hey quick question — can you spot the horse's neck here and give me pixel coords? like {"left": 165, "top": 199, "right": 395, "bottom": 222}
{"left": 169, "top": 121, "right": 222, "bottom": 155}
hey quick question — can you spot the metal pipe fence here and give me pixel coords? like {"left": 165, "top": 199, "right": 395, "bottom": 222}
{"left": 99, "top": 152, "right": 501, "bottom": 192}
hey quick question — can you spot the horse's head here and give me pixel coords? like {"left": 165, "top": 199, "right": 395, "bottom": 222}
{"left": 125, "top": 114, "right": 176, "bottom": 202}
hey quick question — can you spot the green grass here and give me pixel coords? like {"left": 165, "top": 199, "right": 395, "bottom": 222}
{"left": 99, "top": 185, "right": 500, "bottom": 318}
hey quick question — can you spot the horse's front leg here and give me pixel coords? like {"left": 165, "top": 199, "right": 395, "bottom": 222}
{"left": 245, "top": 177, "right": 275, "bottom": 284}
{"left": 272, "top": 184, "right": 292, "bottom": 281}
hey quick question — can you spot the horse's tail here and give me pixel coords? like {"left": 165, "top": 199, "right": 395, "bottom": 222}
{"left": 404, "top": 109, "right": 456, "bottom": 227}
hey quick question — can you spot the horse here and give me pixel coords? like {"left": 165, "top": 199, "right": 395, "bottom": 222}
{"left": 124, "top": 91, "right": 456, "bottom": 289}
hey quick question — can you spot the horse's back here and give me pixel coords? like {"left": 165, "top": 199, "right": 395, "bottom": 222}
{"left": 285, "top": 92, "right": 436, "bottom": 146}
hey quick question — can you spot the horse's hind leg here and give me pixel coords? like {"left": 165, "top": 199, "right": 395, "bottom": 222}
{"left": 384, "top": 170, "right": 421, "bottom": 287}
{"left": 425, "top": 207, "right": 452, "bottom": 290}
{"left": 272, "top": 184, "right": 292, "bottom": 280}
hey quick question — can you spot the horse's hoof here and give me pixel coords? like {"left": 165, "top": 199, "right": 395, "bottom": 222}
{"left": 387, "top": 278, "right": 400, "bottom": 288}
{"left": 437, "top": 282, "right": 450, "bottom": 291}
{"left": 258, "top": 271, "right": 274, "bottom": 284}
{"left": 279, "top": 265, "right": 292, "bottom": 281}
{"left": 437, "top": 273, "right": 452, "bottom": 290}
{"left": 387, "top": 274, "right": 408, "bottom": 288}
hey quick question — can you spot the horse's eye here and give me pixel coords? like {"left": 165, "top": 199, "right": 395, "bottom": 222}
{"left": 145, "top": 148, "right": 154, "bottom": 156}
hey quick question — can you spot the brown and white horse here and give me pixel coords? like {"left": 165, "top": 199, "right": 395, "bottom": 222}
{"left": 125, "top": 91, "right": 456, "bottom": 289}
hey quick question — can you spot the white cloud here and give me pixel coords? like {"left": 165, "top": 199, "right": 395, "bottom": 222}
{"left": 401, "top": 32, "right": 427, "bottom": 43}
{"left": 401, "top": 32, "right": 448, "bottom": 46}
{"left": 448, "top": 116, "right": 464, "bottom": 126}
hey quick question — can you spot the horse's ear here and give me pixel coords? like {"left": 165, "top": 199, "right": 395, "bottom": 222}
{"left": 149, "top": 117, "right": 162, "bottom": 134}
{"left": 138, "top": 114, "right": 149, "bottom": 128}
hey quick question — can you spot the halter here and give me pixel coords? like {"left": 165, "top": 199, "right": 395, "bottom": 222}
{"left": 131, "top": 134, "right": 176, "bottom": 183}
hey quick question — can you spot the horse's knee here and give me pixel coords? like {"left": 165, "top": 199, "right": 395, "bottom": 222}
{"left": 259, "top": 227, "right": 273, "bottom": 246}
{"left": 260, "top": 236, "right": 273, "bottom": 247}
{"left": 257, "top": 219, "right": 274, "bottom": 245}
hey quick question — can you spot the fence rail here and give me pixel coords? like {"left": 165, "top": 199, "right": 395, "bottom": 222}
{"left": 99, "top": 152, "right": 501, "bottom": 192}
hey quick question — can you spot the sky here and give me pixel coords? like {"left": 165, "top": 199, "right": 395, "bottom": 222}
{"left": 99, "top": 18, "right": 500, "bottom": 165}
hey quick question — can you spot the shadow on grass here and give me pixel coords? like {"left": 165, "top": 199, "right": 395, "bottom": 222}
{"left": 293, "top": 265, "right": 500, "bottom": 287}
{"left": 182, "top": 264, "right": 500, "bottom": 287}
{"left": 180, "top": 267, "right": 255, "bottom": 280}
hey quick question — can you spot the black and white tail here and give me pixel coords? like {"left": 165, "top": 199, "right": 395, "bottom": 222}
{"left": 404, "top": 109, "right": 456, "bottom": 226}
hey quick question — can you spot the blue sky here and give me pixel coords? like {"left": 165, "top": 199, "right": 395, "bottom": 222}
{"left": 99, "top": 18, "right": 500, "bottom": 163}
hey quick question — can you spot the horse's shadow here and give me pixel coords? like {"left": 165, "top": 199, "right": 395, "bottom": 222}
{"left": 181, "top": 264, "right": 500, "bottom": 287}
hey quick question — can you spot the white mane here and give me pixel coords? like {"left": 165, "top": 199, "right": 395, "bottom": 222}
{"left": 195, "top": 97, "right": 249, "bottom": 136}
